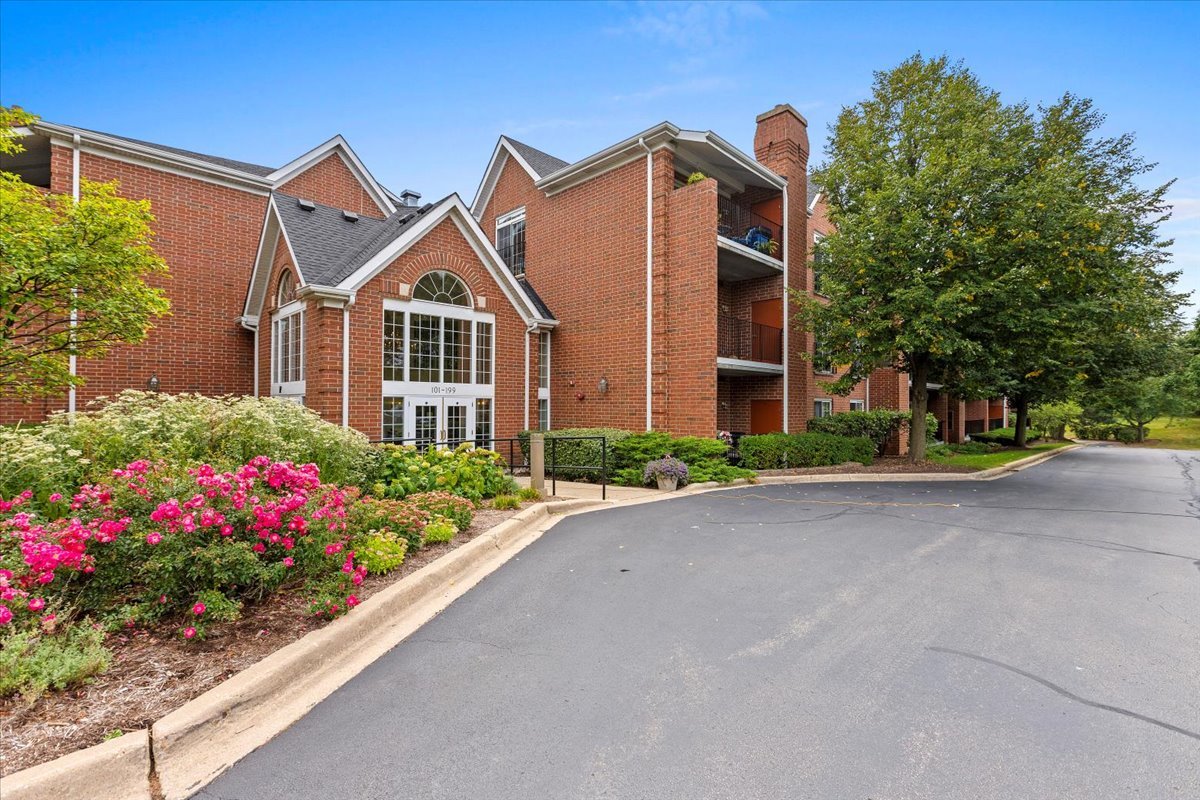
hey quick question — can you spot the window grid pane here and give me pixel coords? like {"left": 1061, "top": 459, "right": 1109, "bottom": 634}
{"left": 446, "top": 404, "right": 467, "bottom": 446}
{"left": 443, "top": 318, "right": 471, "bottom": 383}
{"left": 382, "top": 397, "right": 404, "bottom": 442}
{"left": 474, "top": 399, "right": 492, "bottom": 447}
{"left": 539, "top": 332, "right": 550, "bottom": 389}
{"left": 383, "top": 310, "right": 405, "bottom": 381}
{"left": 538, "top": 398, "right": 550, "bottom": 431}
{"left": 410, "top": 314, "right": 440, "bottom": 382}
{"left": 475, "top": 322, "right": 493, "bottom": 385}
{"left": 414, "top": 404, "right": 438, "bottom": 446}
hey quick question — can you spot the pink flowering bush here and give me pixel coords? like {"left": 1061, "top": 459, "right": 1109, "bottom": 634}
{"left": 0, "top": 457, "right": 367, "bottom": 653}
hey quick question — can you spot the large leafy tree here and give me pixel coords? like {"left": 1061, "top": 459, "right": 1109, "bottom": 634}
{"left": 0, "top": 107, "right": 170, "bottom": 399}
{"left": 944, "top": 94, "right": 1183, "bottom": 445}
{"left": 802, "top": 56, "right": 1029, "bottom": 461}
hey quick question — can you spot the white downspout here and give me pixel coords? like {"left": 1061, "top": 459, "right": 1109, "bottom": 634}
{"left": 342, "top": 305, "right": 350, "bottom": 428}
{"left": 524, "top": 322, "right": 536, "bottom": 431}
{"left": 252, "top": 325, "right": 259, "bottom": 397}
{"left": 638, "top": 137, "right": 653, "bottom": 432}
{"left": 69, "top": 134, "right": 81, "bottom": 415}
{"left": 865, "top": 374, "right": 871, "bottom": 411}
{"left": 781, "top": 184, "right": 789, "bottom": 433}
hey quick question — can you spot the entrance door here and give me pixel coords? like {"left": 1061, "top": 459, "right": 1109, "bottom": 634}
{"left": 750, "top": 399, "right": 783, "bottom": 434}
{"left": 406, "top": 397, "right": 476, "bottom": 447}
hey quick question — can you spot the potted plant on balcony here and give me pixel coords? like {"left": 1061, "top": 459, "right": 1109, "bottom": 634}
{"left": 755, "top": 238, "right": 780, "bottom": 257}
{"left": 644, "top": 456, "right": 689, "bottom": 492}
{"left": 687, "top": 171, "right": 708, "bottom": 185}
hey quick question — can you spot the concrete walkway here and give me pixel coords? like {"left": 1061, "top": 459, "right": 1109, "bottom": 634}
{"left": 514, "top": 475, "right": 660, "bottom": 502}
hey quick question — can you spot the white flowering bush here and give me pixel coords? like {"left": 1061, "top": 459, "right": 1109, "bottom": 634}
{"left": 0, "top": 427, "right": 86, "bottom": 506}
{"left": 31, "top": 391, "right": 377, "bottom": 489}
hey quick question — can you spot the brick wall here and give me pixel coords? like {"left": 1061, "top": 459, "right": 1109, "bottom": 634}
{"left": 0, "top": 145, "right": 269, "bottom": 424}
{"left": 278, "top": 153, "right": 386, "bottom": 219}
{"left": 258, "top": 216, "right": 536, "bottom": 441}
{"left": 480, "top": 153, "right": 650, "bottom": 432}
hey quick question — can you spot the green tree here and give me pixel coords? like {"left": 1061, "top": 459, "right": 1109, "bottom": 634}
{"left": 801, "top": 55, "right": 1029, "bottom": 461}
{"left": 0, "top": 107, "right": 170, "bottom": 398}
{"left": 945, "top": 94, "right": 1183, "bottom": 446}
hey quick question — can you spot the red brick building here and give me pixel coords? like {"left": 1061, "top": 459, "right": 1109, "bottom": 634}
{"left": 472, "top": 104, "right": 879, "bottom": 438}
{"left": 1, "top": 122, "right": 555, "bottom": 442}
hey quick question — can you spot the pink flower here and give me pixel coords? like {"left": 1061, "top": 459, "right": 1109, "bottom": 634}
{"left": 0, "top": 605, "right": 11, "bottom": 625}
{"left": 183, "top": 627, "right": 196, "bottom": 639}
{"left": 145, "top": 532, "right": 162, "bottom": 546}
{"left": 282, "top": 557, "right": 294, "bottom": 568}
{"left": 252, "top": 542, "right": 266, "bottom": 553}
{"left": 324, "top": 542, "right": 343, "bottom": 556}
{"left": 27, "top": 597, "right": 45, "bottom": 612}
{"left": 219, "top": 524, "right": 233, "bottom": 537}
{"left": 48, "top": 493, "right": 63, "bottom": 503}
{"left": 192, "top": 602, "right": 206, "bottom": 616}
{"left": 352, "top": 572, "right": 364, "bottom": 586}
{"left": 41, "top": 613, "right": 56, "bottom": 623}
{"left": 346, "top": 595, "right": 360, "bottom": 608}
{"left": 159, "top": 595, "right": 168, "bottom": 604}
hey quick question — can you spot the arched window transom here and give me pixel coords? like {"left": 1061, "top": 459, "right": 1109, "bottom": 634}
{"left": 277, "top": 269, "right": 297, "bottom": 306}
{"left": 413, "top": 270, "right": 471, "bottom": 307}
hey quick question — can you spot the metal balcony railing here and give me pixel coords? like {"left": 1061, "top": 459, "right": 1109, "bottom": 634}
{"left": 717, "top": 195, "right": 782, "bottom": 260}
{"left": 718, "top": 314, "right": 783, "bottom": 364}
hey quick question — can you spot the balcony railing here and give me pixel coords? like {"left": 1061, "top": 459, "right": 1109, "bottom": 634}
{"left": 718, "top": 314, "right": 783, "bottom": 364}
{"left": 717, "top": 195, "right": 781, "bottom": 261}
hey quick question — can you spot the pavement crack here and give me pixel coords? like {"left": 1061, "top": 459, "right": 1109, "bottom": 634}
{"left": 928, "top": 646, "right": 1200, "bottom": 742}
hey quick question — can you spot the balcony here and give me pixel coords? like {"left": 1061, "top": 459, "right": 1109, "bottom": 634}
{"left": 717, "top": 195, "right": 783, "bottom": 281}
{"left": 717, "top": 314, "right": 784, "bottom": 376}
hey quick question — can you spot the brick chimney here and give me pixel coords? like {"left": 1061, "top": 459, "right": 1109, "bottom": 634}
{"left": 755, "top": 103, "right": 812, "bottom": 432}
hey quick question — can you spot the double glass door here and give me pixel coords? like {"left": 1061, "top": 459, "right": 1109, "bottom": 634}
{"left": 407, "top": 397, "right": 475, "bottom": 447}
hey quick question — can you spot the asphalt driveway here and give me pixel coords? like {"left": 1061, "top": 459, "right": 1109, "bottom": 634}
{"left": 197, "top": 446, "right": 1200, "bottom": 799}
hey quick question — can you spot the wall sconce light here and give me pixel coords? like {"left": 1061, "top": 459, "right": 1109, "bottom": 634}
{"left": 597, "top": 377, "right": 609, "bottom": 394}
{"left": 575, "top": 392, "right": 586, "bottom": 402}
{"left": 147, "top": 373, "right": 160, "bottom": 392}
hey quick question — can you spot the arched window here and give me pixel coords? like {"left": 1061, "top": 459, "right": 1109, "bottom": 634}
{"left": 412, "top": 270, "right": 471, "bottom": 307}
{"left": 277, "top": 269, "right": 297, "bottom": 306}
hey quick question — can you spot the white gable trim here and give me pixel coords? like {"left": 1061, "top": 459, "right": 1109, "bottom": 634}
{"left": 471, "top": 136, "right": 551, "bottom": 219}
{"left": 242, "top": 196, "right": 306, "bottom": 320}
{"left": 267, "top": 136, "right": 396, "bottom": 216}
{"left": 336, "top": 196, "right": 555, "bottom": 328}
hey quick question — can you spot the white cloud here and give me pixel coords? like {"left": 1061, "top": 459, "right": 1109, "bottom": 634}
{"left": 610, "top": 75, "right": 736, "bottom": 103}
{"left": 605, "top": 1, "right": 768, "bottom": 50}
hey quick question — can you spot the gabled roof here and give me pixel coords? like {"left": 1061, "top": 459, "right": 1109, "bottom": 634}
{"left": 504, "top": 137, "right": 569, "bottom": 179}
{"left": 266, "top": 135, "right": 396, "bottom": 216}
{"left": 807, "top": 178, "right": 821, "bottom": 211}
{"left": 246, "top": 194, "right": 555, "bottom": 326}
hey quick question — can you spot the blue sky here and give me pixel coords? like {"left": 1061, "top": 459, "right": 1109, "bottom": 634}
{"left": 2, "top": 0, "right": 1198, "bottom": 310}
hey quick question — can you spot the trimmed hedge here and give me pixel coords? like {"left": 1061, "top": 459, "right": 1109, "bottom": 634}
{"left": 969, "top": 426, "right": 1041, "bottom": 447}
{"left": 807, "top": 410, "right": 938, "bottom": 455}
{"left": 738, "top": 432, "right": 875, "bottom": 470}
{"left": 518, "top": 428, "right": 631, "bottom": 480}
{"left": 611, "top": 431, "right": 754, "bottom": 486}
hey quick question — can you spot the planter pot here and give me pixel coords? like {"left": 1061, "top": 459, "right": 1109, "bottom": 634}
{"left": 656, "top": 476, "right": 679, "bottom": 492}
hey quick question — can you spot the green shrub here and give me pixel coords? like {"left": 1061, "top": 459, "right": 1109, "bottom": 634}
{"left": 516, "top": 487, "right": 542, "bottom": 502}
{"left": 930, "top": 441, "right": 1000, "bottom": 457}
{"left": 406, "top": 491, "right": 475, "bottom": 531}
{"left": 807, "top": 410, "right": 938, "bottom": 454}
{"left": 345, "top": 494, "right": 429, "bottom": 553}
{"left": 1115, "top": 425, "right": 1142, "bottom": 443}
{"left": 372, "top": 443, "right": 507, "bottom": 501}
{"left": 518, "top": 428, "right": 632, "bottom": 480}
{"left": 0, "top": 425, "right": 81, "bottom": 510}
{"left": 737, "top": 432, "right": 875, "bottom": 470}
{"left": 422, "top": 519, "right": 457, "bottom": 544}
{"left": 1075, "top": 422, "right": 1121, "bottom": 441}
{"left": 34, "top": 391, "right": 376, "bottom": 490}
{"left": 0, "top": 625, "right": 112, "bottom": 702}
{"left": 1029, "top": 401, "right": 1081, "bottom": 440}
{"left": 492, "top": 494, "right": 521, "bottom": 510}
{"left": 352, "top": 532, "right": 408, "bottom": 575}
{"left": 970, "top": 426, "right": 1041, "bottom": 446}
{"left": 608, "top": 431, "right": 752, "bottom": 486}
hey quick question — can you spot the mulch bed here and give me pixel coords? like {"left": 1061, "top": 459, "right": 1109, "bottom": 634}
{"left": 757, "top": 457, "right": 977, "bottom": 477}
{"left": 0, "top": 504, "right": 521, "bottom": 776}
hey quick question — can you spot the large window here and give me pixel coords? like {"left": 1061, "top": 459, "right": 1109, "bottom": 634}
{"left": 813, "top": 338, "right": 835, "bottom": 375}
{"left": 271, "top": 299, "right": 304, "bottom": 396}
{"left": 538, "top": 331, "right": 550, "bottom": 429}
{"left": 474, "top": 398, "right": 492, "bottom": 447}
{"left": 443, "top": 318, "right": 471, "bottom": 383}
{"left": 496, "top": 207, "right": 526, "bottom": 276}
{"left": 383, "top": 310, "right": 405, "bottom": 381}
{"left": 475, "top": 322, "right": 493, "bottom": 385}
{"left": 813, "top": 399, "right": 833, "bottom": 419}
{"left": 413, "top": 270, "right": 471, "bottom": 307}
{"left": 409, "top": 313, "right": 441, "bottom": 382}
{"left": 382, "top": 397, "right": 404, "bottom": 442}
{"left": 812, "top": 233, "right": 827, "bottom": 296}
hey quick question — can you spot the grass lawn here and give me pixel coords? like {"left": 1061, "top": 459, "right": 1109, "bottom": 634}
{"left": 1142, "top": 417, "right": 1200, "bottom": 449}
{"left": 926, "top": 440, "right": 1074, "bottom": 470}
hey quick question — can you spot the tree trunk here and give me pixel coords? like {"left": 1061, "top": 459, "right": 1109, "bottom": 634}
{"left": 909, "top": 358, "right": 929, "bottom": 463}
{"left": 1013, "top": 397, "right": 1030, "bottom": 448}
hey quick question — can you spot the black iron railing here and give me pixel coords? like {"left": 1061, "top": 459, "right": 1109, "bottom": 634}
{"left": 718, "top": 314, "right": 783, "bottom": 364}
{"left": 717, "top": 196, "right": 781, "bottom": 260}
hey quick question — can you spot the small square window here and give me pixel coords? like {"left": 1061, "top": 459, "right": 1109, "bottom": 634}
{"left": 813, "top": 399, "right": 833, "bottom": 419}
{"left": 850, "top": 400, "right": 865, "bottom": 412}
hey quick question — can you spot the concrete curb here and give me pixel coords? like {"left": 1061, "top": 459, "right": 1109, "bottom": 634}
{"left": 150, "top": 501, "right": 558, "bottom": 800}
{"left": 1, "top": 728, "right": 151, "bottom": 800}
